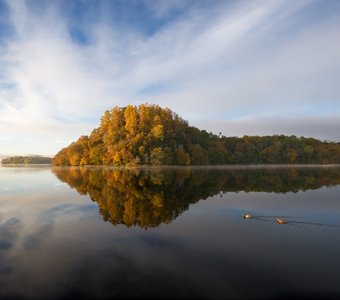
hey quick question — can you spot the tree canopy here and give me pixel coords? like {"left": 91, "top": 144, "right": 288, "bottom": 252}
{"left": 53, "top": 104, "right": 340, "bottom": 166}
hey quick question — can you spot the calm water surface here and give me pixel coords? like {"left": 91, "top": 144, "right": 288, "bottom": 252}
{"left": 1, "top": 165, "right": 340, "bottom": 299}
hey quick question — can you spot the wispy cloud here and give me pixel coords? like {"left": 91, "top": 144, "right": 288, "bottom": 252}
{"left": 0, "top": 0, "right": 340, "bottom": 155}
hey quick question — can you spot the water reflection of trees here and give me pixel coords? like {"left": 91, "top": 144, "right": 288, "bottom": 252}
{"left": 52, "top": 166, "right": 340, "bottom": 228}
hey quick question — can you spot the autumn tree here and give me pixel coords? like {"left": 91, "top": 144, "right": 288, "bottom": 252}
{"left": 53, "top": 104, "right": 340, "bottom": 166}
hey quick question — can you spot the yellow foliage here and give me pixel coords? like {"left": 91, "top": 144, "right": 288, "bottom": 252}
{"left": 151, "top": 124, "right": 164, "bottom": 139}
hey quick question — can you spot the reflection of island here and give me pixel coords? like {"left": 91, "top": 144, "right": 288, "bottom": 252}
{"left": 52, "top": 166, "right": 340, "bottom": 228}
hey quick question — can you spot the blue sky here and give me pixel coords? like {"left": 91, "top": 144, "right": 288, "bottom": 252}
{"left": 0, "top": 0, "right": 340, "bottom": 155}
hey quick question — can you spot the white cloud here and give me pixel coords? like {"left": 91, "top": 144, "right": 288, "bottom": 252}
{"left": 0, "top": 0, "right": 340, "bottom": 155}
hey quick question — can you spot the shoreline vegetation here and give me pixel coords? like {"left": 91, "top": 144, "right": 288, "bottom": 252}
{"left": 53, "top": 104, "right": 340, "bottom": 166}
{"left": 52, "top": 164, "right": 340, "bottom": 169}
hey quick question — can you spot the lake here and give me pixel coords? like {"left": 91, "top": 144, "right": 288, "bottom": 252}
{"left": 1, "top": 165, "right": 340, "bottom": 299}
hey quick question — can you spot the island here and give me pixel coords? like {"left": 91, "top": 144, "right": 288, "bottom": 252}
{"left": 2, "top": 155, "right": 52, "bottom": 165}
{"left": 53, "top": 104, "right": 340, "bottom": 166}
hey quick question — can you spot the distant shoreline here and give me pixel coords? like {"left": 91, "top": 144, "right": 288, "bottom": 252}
{"left": 0, "top": 163, "right": 52, "bottom": 167}
{"left": 3, "top": 163, "right": 339, "bottom": 169}
{"left": 1, "top": 155, "right": 52, "bottom": 165}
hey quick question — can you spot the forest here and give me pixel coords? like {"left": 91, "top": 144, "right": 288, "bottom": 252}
{"left": 53, "top": 104, "right": 340, "bottom": 166}
{"left": 2, "top": 156, "right": 52, "bottom": 164}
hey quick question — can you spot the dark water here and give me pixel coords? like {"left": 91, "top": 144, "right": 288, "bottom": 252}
{"left": 1, "top": 165, "right": 340, "bottom": 299}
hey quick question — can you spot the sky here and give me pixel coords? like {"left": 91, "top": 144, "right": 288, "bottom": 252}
{"left": 0, "top": 0, "right": 340, "bottom": 156}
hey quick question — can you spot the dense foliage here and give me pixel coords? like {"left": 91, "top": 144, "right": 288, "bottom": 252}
{"left": 53, "top": 166, "right": 340, "bottom": 228}
{"left": 53, "top": 104, "right": 340, "bottom": 166}
{"left": 2, "top": 156, "right": 52, "bottom": 164}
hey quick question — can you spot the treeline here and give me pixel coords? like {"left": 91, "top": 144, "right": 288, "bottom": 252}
{"left": 52, "top": 166, "right": 340, "bottom": 228}
{"left": 53, "top": 104, "right": 340, "bottom": 166}
{"left": 2, "top": 156, "right": 52, "bottom": 164}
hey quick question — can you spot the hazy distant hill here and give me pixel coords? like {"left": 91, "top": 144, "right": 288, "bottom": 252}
{"left": 53, "top": 104, "right": 340, "bottom": 166}
{"left": 2, "top": 155, "right": 52, "bottom": 164}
